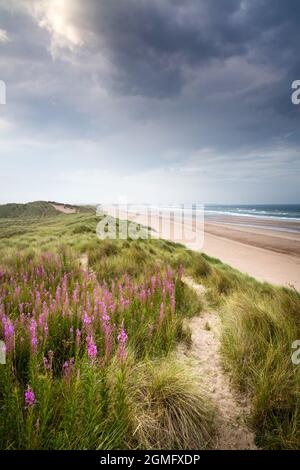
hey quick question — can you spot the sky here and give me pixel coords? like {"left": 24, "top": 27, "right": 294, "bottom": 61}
{"left": 0, "top": 0, "right": 299, "bottom": 205}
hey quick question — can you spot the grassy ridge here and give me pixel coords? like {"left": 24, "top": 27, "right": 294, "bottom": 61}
{"left": 0, "top": 201, "right": 93, "bottom": 219}
{"left": 0, "top": 201, "right": 60, "bottom": 219}
{"left": 0, "top": 211, "right": 299, "bottom": 449}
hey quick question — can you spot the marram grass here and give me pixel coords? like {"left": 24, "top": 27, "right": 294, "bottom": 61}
{"left": 0, "top": 212, "right": 300, "bottom": 449}
{"left": 0, "top": 243, "right": 212, "bottom": 449}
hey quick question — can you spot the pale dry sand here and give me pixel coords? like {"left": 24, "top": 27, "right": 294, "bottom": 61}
{"left": 106, "top": 208, "right": 300, "bottom": 290}
{"left": 202, "top": 223, "right": 300, "bottom": 290}
{"left": 51, "top": 203, "right": 77, "bottom": 214}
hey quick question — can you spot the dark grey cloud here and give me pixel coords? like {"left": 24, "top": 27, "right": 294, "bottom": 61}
{"left": 82, "top": 0, "right": 247, "bottom": 97}
{"left": 75, "top": 0, "right": 300, "bottom": 99}
{"left": 0, "top": 0, "right": 299, "bottom": 203}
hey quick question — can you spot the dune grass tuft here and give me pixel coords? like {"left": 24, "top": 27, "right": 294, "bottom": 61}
{"left": 128, "top": 359, "right": 215, "bottom": 449}
{"left": 221, "top": 287, "right": 300, "bottom": 449}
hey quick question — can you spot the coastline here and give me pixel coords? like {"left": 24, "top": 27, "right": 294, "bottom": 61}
{"left": 107, "top": 208, "right": 300, "bottom": 291}
{"left": 202, "top": 221, "right": 300, "bottom": 290}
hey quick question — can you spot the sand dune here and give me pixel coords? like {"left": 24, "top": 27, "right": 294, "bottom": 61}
{"left": 51, "top": 203, "right": 77, "bottom": 214}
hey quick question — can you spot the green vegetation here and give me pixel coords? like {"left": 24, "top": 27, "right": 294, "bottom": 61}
{"left": 0, "top": 212, "right": 213, "bottom": 450}
{"left": 0, "top": 209, "right": 299, "bottom": 449}
{"left": 0, "top": 201, "right": 93, "bottom": 219}
{"left": 0, "top": 201, "right": 60, "bottom": 219}
{"left": 187, "top": 248, "right": 300, "bottom": 449}
{"left": 221, "top": 287, "right": 300, "bottom": 449}
{"left": 187, "top": 253, "right": 300, "bottom": 449}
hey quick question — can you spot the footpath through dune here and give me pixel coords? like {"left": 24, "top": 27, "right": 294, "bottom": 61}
{"left": 78, "top": 253, "right": 257, "bottom": 449}
{"left": 179, "top": 277, "right": 257, "bottom": 450}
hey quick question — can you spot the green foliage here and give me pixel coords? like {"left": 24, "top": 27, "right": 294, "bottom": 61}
{"left": 0, "top": 210, "right": 299, "bottom": 450}
{"left": 221, "top": 286, "right": 300, "bottom": 449}
{"left": 0, "top": 213, "right": 213, "bottom": 450}
{"left": 128, "top": 359, "right": 215, "bottom": 449}
{"left": 0, "top": 201, "right": 60, "bottom": 219}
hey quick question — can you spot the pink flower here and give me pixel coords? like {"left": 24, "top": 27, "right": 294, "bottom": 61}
{"left": 29, "top": 319, "right": 38, "bottom": 353}
{"left": 72, "top": 284, "right": 79, "bottom": 304}
{"left": 118, "top": 283, "right": 123, "bottom": 297}
{"left": 86, "top": 295, "right": 91, "bottom": 314}
{"left": 29, "top": 319, "right": 37, "bottom": 335}
{"left": 109, "top": 303, "right": 116, "bottom": 314}
{"left": 102, "top": 313, "right": 110, "bottom": 322}
{"left": 88, "top": 343, "right": 97, "bottom": 359}
{"left": 44, "top": 323, "right": 49, "bottom": 338}
{"left": 15, "top": 286, "right": 21, "bottom": 297}
{"left": 31, "top": 336, "right": 38, "bottom": 350}
{"left": 3, "top": 317, "right": 14, "bottom": 353}
{"left": 117, "top": 325, "right": 128, "bottom": 344}
{"left": 64, "top": 293, "right": 69, "bottom": 309}
{"left": 56, "top": 286, "right": 61, "bottom": 303}
{"left": 4, "top": 320, "right": 14, "bottom": 337}
{"left": 139, "top": 289, "right": 146, "bottom": 302}
{"left": 25, "top": 385, "right": 36, "bottom": 407}
{"left": 86, "top": 335, "right": 97, "bottom": 360}
{"left": 83, "top": 312, "right": 91, "bottom": 327}
{"left": 35, "top": 291, "right": 41, "bottom": 307}
{"left": 117, "top": 322, "right": 128, "bottom": 362}
{"left": 43, "top": 357, "right": 50, "bottom": 370}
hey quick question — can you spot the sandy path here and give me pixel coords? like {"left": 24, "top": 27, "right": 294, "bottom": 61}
{"left": 78, "top": 250, "right": 256, "bottom": 449}
{"left": 179, "top": 277, "right": 257, "bottom": 450}
{"left": 79, "top": 253, "right": 89, "bottom": 270}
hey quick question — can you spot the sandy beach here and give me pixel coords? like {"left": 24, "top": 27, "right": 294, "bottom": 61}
{"left": 106, "top": 208, "right": 300, "bottom": 290}
{"left": 203, "top": 221, "right": 300, "bottom": 290}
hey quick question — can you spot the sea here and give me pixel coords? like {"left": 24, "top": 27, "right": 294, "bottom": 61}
{"left": 204, "top": 204, "right": 300, "bottom": 221}
{"left": 125, "top": 204, "right": 300, "bottom": 233}
{"left": 204, "top": 204, "right": 300, "bottom": 233}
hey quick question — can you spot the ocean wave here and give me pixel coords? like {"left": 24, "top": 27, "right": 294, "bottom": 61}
{"left": 125, "top": 204, "right": 300, "bottom": 222}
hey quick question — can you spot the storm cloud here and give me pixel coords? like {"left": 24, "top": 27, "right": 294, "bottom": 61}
{"left": 0, "top": 0, "right": 299, "bottom": 203}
